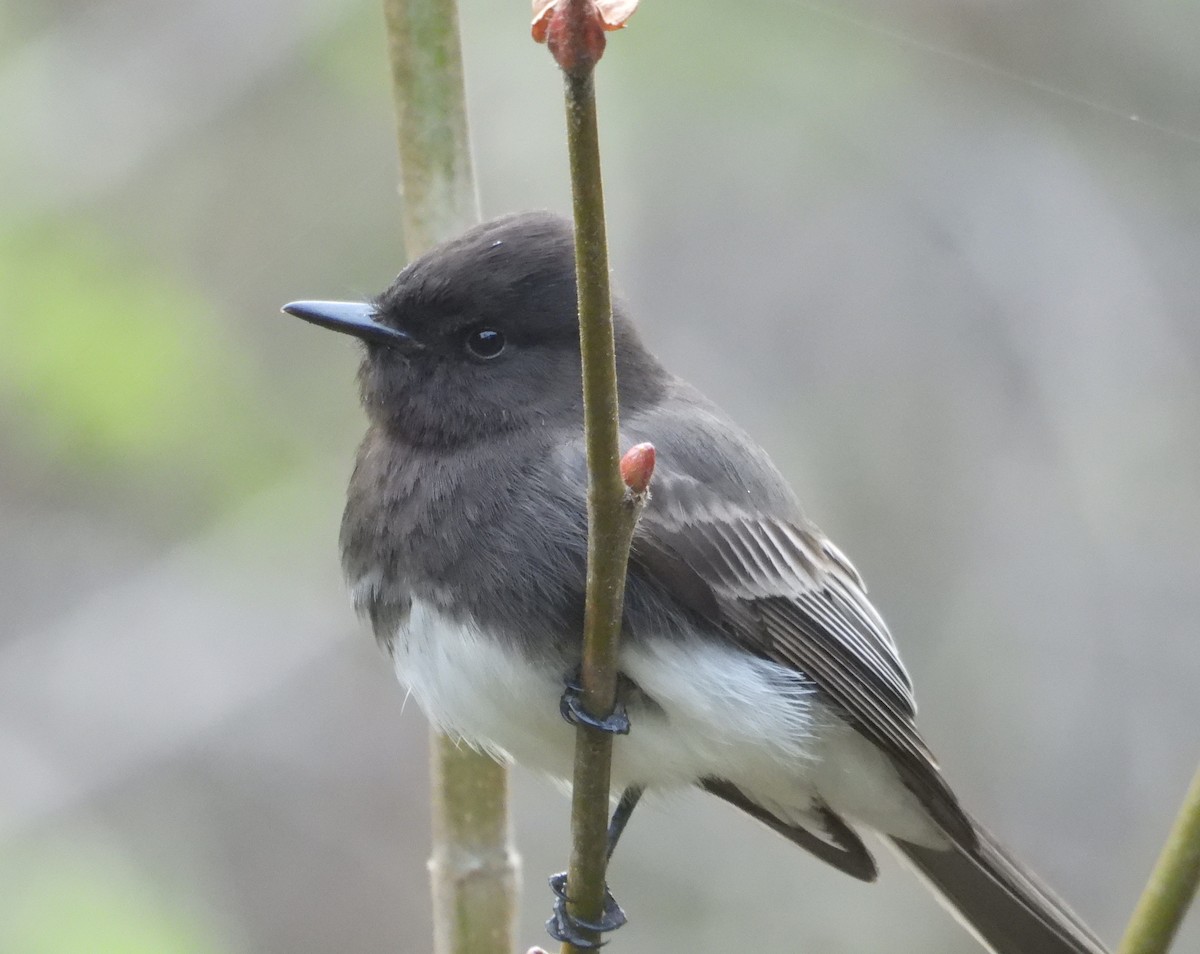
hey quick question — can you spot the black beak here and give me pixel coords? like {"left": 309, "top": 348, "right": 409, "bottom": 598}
{"left": 281, "top": 300, "right": 419, "bottom": 349}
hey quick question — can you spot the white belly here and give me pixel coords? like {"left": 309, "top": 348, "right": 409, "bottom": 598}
{"left": 391, "top": 599, "right": 943, "bottom": 845}
{"left": 392, "top": 599, "right": 815, "bottom": 786}
{"left": 392, "top": 599, "right": 578, "bottom": 775}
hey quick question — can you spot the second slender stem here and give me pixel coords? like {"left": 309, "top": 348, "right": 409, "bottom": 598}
{"left": 1119, "top": 766, "right": 1200, "bottom": 954}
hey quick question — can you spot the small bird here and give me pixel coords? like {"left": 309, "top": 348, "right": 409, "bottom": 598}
{"left": 283, "top": 211, "right": 1109, "bottom": 954}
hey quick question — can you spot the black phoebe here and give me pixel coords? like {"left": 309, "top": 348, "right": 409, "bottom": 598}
{"left": 283, "top": 211, "right": 1108, "bottom": 954}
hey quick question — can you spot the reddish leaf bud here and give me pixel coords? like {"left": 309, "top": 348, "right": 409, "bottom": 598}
{"left": 620, "top": 442, "right": 656, "bottom": 494}
{"left": 532, "top": 0, "right": 640, "bottom": 74}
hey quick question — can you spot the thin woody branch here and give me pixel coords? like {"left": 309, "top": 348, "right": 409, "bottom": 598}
{"left": 534, "top": 1, "right": 645, "bottom": 951}
{"left": 381, "top": 2, "right": 518, "bottom": 953}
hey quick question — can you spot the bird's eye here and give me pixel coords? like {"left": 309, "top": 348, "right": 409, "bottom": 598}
{"left": 466, "top": 328, "right": 505, "bottom": 359}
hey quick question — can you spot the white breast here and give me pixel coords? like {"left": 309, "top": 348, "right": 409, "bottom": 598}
{"left": 389, "top": 598, "right": 942, "bottom": 845}
{"left": 393, "top": 599, "right": 578, "bottom": 774}
{"left": 392, "top": 600, "right": 818, "bottom": 790}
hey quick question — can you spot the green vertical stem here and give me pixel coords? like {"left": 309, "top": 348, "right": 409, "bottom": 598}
{"left": 559, "top": 65, "right": 640, "bottom": 954}
{"left": 380, "top": 3, "right": 518, "bottom": 953}
{"left": 382, "top": 0, "right": 479, "bottom": 245}
{"left": 429, "top": 733, "right": 518, "bottom": 954}
{"left": 1119, "top": 766, "right": 1200, "bottom": 954}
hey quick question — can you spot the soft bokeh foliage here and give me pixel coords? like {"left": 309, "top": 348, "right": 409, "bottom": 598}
{"left": 1, "top": 837, "right": 224, "bottom": 954}
{"left": 0, "top": 224, "right": 297, "bottom": 520}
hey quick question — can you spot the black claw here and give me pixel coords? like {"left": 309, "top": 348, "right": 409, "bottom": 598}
{"left": 559, "top": 676, "right": 631, "bottom": 735}
{"left": 545, "top": 872, "right": 627, "bottom": 948}
{"left": 546, "top": 899, "right": 605, "bottom": 948}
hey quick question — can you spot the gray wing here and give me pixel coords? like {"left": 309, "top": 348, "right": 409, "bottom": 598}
{"left": 631, "top": 466, "right": 972, "bottom": 841}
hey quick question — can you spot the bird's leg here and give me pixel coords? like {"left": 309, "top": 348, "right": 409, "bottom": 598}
{"left": 546, "top": 787, "right": 644, "bottom": 948}
{"left": 605, "top": 785, "right": 642, "bottom": 861}
{"left": 559, "top": 667, "right": 631, "bottom": 735}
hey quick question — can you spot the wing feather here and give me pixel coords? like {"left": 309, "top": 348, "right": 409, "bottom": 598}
{"left": 631, "top": 468, "right": 972, "bottom": 840}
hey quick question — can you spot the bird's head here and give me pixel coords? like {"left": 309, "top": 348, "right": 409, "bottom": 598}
{"left": 284, "top": 211, "right": 661, "bottom": 447}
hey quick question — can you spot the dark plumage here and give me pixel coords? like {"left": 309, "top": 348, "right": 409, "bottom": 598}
{"left": 284, "top": 211, "right": 1109, "bottom": 954}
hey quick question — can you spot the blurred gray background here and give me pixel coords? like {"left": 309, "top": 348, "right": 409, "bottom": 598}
{"left": 2, "top": 0, "right": 1199, "bottom": 951}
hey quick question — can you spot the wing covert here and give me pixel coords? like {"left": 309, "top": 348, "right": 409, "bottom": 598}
{"left": 630, "top": 467, "right": 971, "bottom": 838}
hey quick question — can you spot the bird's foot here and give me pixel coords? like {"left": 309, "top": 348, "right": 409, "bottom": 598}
{"left": 545, "top": 872, "right": 627, "bottom": 948}
{"left": 559, "top": 673, "right": 630, "bottom": 735}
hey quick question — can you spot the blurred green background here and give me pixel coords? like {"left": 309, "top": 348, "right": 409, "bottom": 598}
{"left": 2, "top": 1, "right": 1199, "bottom": 951}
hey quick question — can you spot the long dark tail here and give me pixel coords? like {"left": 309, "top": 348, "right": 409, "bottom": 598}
{"left": 891, "top": 819, "right": 1109, "bottom": 954}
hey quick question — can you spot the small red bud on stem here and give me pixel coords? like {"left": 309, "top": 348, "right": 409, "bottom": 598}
{"left": 532, "top": 0, "right": 640, "bottom": 74}
{"left": 620, "top": 442, "right": 655, "bottom": 495}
